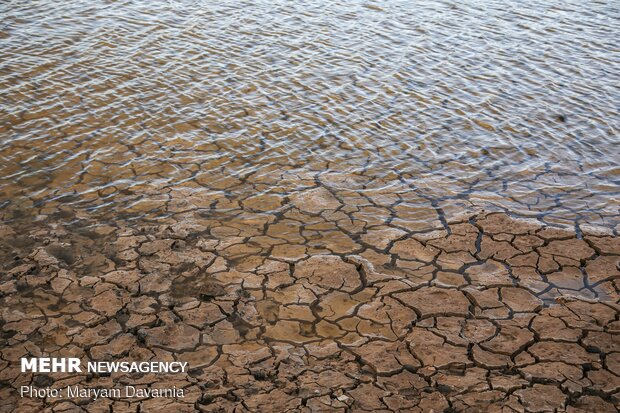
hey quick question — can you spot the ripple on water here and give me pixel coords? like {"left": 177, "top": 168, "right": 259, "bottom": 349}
{"left": 0, "top": 0, "right": 618, "bottom": 229}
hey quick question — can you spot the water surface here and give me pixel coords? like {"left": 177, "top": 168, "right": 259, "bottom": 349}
{"left": 1, "top": 0, "right": 619, "bottom": 230}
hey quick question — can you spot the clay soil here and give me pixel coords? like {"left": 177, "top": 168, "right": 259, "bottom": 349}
{"left": 1, "top": 204, "right": 618, "bottom": 412}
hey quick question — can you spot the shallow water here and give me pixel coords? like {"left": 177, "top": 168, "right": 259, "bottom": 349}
{"left": 1, "top": 0, "right": 619, "bottom": 230}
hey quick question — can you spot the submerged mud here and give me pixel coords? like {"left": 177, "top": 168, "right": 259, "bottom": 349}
{"left": 1, "top": 0, "right": 619, "bottom": 230}
{"left": 1, "top": 209, "right": 618, "bottom": 412}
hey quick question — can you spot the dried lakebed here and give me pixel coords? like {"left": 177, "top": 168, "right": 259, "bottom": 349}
{"left": 1, "top": 207, "right": 618, "bottom": 412}
{"left": 2, "top": 0, "right": 620, "bottom": 411}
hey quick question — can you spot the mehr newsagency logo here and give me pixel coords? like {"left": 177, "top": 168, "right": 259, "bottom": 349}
{"left": 19, "top": 357, "right": 187, "bottom": 400}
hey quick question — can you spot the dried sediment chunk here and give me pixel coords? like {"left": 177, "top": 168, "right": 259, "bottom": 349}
{"left": 293, "top": 255, "right": 362, "bottom": 292}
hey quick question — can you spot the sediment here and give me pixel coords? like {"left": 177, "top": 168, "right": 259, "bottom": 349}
{"left": 1, "top": 204, "right": 618, "bottom": 412}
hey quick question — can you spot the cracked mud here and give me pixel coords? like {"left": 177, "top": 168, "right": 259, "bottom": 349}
{"left": 1, "top": 206, "right": 618, "bottom": 412}
{"left": 1, "top": 1, "right": 619, "bottom": 412}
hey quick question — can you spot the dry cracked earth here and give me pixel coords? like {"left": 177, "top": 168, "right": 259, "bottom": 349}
{"left": 2, "top": 1, "right": 620, "bottom": 412}
{"left": 1, "top": 185, "right": 619, "bottom": 413}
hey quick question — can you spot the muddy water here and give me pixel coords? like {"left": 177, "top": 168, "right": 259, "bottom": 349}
{"left": 1, "top": 0, "right": 619, "bottom": 232}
